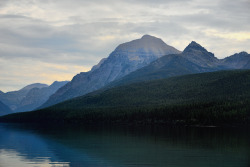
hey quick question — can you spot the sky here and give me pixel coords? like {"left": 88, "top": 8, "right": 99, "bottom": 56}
{"left": 0, "top": 0, "right": 250, "bottom": 92}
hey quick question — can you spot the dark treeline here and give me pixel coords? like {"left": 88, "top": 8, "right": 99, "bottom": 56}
{"left": 1, "top": 99, "right": 249, "bottom": 126}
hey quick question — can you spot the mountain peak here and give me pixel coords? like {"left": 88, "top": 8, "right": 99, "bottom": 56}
{"left": 141, "top": 34, "right": 158, "bottom": 40}
{"left": 40, "top": 35, "right": 181, "bottom": 108}
{"left": 115, "top": 35, "right": 180, "bottom": 56}
{"left": 20, "top": 83, "right": 48, "bottom": 91}
{"left": 239, "top": 51, "right": 248, "bottom": 55}
{"left": 231, "top": 51, "right": 249, "bottom": 57}
{"left": 183, "top": 41, "right": 208, "bottom": 53}
{"left": 182, "top": 41, "right": 218, "bottom": 67}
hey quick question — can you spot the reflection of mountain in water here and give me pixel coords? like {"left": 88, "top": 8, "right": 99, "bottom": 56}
{"left": 0, "top": 124, "right": 249, "bottom": 167}
{"left": 0, "top": 124, "right": 114, "bottom": 167}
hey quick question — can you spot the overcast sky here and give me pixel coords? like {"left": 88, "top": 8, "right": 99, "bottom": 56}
{"left": 0, "top": 0, "right": 250, "bottom": 92}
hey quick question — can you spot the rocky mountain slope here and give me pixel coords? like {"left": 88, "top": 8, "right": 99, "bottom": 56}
{"left": 0, "top": 83, "right": 49, "bottom": 111}
{"left": 107, "top": 41, "right": 220, "bottom": 87}
{"left": 222, "top": 51, "right": 250, "bottom": 69}
{"left": 40, "top": 35, "right": 181, "bottom": 108}
{"left": 0, "top": 81, "right": 68, "bottom": 113}
{"left": 14, "top": 81, "right": 68, "bottom": 112}
{"left": 0, "top": 100, "right": 12, "bottom": 116}
{"left": 40, "top": 36, "right": 250, "bottom": 109}
{"left": 106, "top": 42, "right": 249, "bottom": 88}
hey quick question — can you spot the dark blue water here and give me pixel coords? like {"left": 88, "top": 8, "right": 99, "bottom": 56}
{"left": 0, "top": 123, "right": 249, "bottom": 167}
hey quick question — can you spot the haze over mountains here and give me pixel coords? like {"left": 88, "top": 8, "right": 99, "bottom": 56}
{"left": 0, "top": 83, "right": 48, "bottom": 111}
{"left": 14, "top": 81, "right": 69, "bottom": 113}
{"left": 0, "top": 81, "right": 68, "bottom": 114}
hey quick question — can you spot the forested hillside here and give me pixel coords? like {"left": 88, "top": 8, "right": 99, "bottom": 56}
{"left": 1, "top": 70, "right": 250, "bottom": 126}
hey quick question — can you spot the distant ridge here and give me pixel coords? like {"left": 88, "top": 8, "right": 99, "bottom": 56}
{"left": 0, "top": 81, "right": 68, "bottom": 114}
{"left": 0, "top": 83, "right": 50, "bottom": 111}
{"left": 20, "top": 83, "right": 48, "bottom": 91}
{"left": 222, "top": 51, "right": 250, "bottom": 69}
{"left": 14, "top": 81, "right": 69, "bottom": 113}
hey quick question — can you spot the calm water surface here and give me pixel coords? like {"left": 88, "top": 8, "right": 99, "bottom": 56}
{"left": 0, "top": 123, "right": 249, "bottom": 167}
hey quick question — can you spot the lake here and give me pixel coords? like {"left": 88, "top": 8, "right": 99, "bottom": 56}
{"left": 0, "top": 123, "right": 249, "bottom": 167}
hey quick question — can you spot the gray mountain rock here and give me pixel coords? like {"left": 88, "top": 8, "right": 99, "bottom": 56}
{"left": 20, "top": 83, "right": 48, "bottom": 91}
{"left": 183, "top": 41, "right": 220, "bottom": 68}
{"left": 106, "top": 41, "right": 250, "bottom": 88}
{"left": 14, "top": 81, "right": 69, "bottom": 112}
{"left": 38, "top": 39, "right": 250, "bottom": 110}
{"left": 0, "top": 100, "right": 12, "bottom": 116}
{"left": 107, "top": 41, "right": 222, "bottom": 87}
{"left": 40, "top": 35, "right": 181, "bottom": 108}
{"left": 0, "top": 81, "right": 68, "bottom": 112}
{"left": 222, "top": 51, "right": 250, "bottom": 69}
{"left": 0, "top": 83, "right": 48, "bottom": 111}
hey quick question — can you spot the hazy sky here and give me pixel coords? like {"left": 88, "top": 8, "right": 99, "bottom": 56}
{"left": 0, "top": 0, "right": 250, "bottom": 92}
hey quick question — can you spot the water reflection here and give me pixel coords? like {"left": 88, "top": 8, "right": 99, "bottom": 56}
{"left": 0, "top": 123, "right": 249, "bottom": 167}
{"left": 0, "top": 149, "right": 69, "bottom": 167}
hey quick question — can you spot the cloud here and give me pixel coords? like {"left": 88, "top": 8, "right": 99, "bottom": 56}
{"left": 0, "top": 58, "right": 88, "bottom": 92}
{"left": 0, "top": 0, "right": 249, "bottom": 91}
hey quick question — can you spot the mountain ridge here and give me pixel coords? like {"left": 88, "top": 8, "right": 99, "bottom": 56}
{"left": 14, "top": 81, "right": 69, "bottom": 113}
{"left": 39, "top": 35, "right": 181, "bottom": 109}
{"left": 39, "top": 38, "right": 250, "bottom": 109}
{"left": 105, "top": 41, "right": 232, "bottom": 88}
{"left": 20, "top": 83, "right": 48, "bottom": 91}
{"left": 222, "top": 51, "right": 250, "bottom": 69}
{"left": 0, "top": 81, "right": 68, "bottom": 114}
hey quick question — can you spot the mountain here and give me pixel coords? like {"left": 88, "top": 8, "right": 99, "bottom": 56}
{"left": 14, "top": 81, "right": 69, "bottom": 113}
{"left": 0, "top": 100, "right": 12, "bottom": 116}
{"left": 0, "top": 81, "right": 68, "bottom": 113}
{"left": 107, "top": 41, "right": 223, "bottom": 87}
{"left": 46, "top": 70, "right": 250, "bottom": 110}
{"left": 40, "top": 35, "right": 181, "bottom": 108}
{"left": 182, "top": 41, "right": 220, "bottom": 67}
{"left": 2, "top": 70, "right": 250, "bottom": 126}
{"left": 0, "top": 83, "right": 48, "bottom": 111}
{"left": 20, "top": 83, "right": 48, "bottom": 91}
{"left": 222, "top": 51, "right": 250, "bottom": 69}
